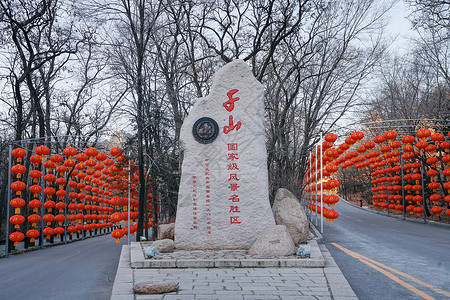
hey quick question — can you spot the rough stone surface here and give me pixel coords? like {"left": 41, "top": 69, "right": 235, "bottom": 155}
{"left": 157, "top": 223, "right": 175, "bottom": 240}
{"left": 149, "top": 239, "right": 174, "bottom": 253}
{"left": 248, "top": 225, "right": 296, "bottom": 257}
{"left": 174, "top": 59, "right": 275, "bottom": 250}
{"left": 133, "top": 282, "right": 179, "bottom": 294}
{"left": 272, "top": 188, "right": 309, "bottom": 244}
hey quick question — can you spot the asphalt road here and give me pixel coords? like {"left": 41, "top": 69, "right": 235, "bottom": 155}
{"left": 321, "top": 200, "right": 450, "bottom": 300}
{"left": 0, "top": 234, "right": 124, "bottom": 300}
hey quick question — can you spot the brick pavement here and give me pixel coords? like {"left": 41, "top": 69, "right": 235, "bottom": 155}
{"left": 110, "top": 243, "right": 357, "bottom": 300}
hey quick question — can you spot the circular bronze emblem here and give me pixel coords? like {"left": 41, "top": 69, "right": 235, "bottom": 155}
{"left": 192, "top": 117, "right": 219, "bottom": 144}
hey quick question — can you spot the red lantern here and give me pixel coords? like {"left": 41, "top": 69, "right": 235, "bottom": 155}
{"left": 426, "top": 157, "right": 439, "bottom": 167}
{"left": 351, "top": 131, "right": 364, "bottom": 141}
{"left": 11, "top": 148, "right": 26, "bottom": 162}
{"left": 96, "top": 152, "right": 107, "bottom": 161}
{"left": 44, "top": 187, "right": 56, "bottom": 198}
{"left": 9, "top": 232, "right": 24, "bottom": 246}
{"left": 55, "top": 202, "right": 67, "bottom": 212}
{"left": 64, "top": 159, "right": 76, "bottom": 168}
{"left": 30, "top": 155, "right": 43, "bottom": 167}
{"left": 43, "top": 214, "right": 55, "bottom": 225}
{"left": 430, "top": 133, "right": 444, "bottom": 146}
{"left": 443, "top": 182, "right": 450, "bottom": 193}
{"left": 443, "top": 168, "right": 450, "bottom": 178}
{"left": 29, "top": 170, "right": 43, "bottom": 183}
{"left": 85, "top": 147, "right": 98, "bottom": 158}
{"left": 325, "top": 133, "right": 337, "bottom": 143}
{"left": 43, "top": 227, "right": 54, "bottom": 239}
{"left": 402, "top": 135, "right": 415, "bottom": 145}
{"left": 413, "top": 195, "right": 423, "bottom": 204}
{"left": 429, "top": 194, "right": 441, "bottom": 205}
{"left": 56, "top": 177, "right": 67, "bottom": 189}
{"left": 11, "top": 164, "right": 26, "bottom": 179}
{"left": 50, "top": 154, "right": 63, "bottom": 164}
{"left": 35, "top": 145, "right": 50, "bottom": 157}
{"left": 383, "top": 130, "right": 397, "bottom": 142}
{"left": 75, "top": 162, "right": 86, "bottom": 171}
{"left": 26, "top": 229, "right": 40, "bottom": 243}
{"left": 425, "top": 144, "right": 437, "bottom": 153}
{"left": 56, "top": 189, "right": 67, "bottom": 199}
{"left": 406, "top": 205, "right": 415, "bottom": 214}
{"left": 76, "top": 153, "right": 88, "bottom": 162}
{"left": 364, "top": 141, "right": 375, "bottom": 149}
{"left": 111, "top": 228, "right": 124, "bottom": 243}
{"left": 29, "top": 199, "right": 42, "bottom": 212}
{"left": 54, "top": 227, "right": 65, "bottom": 237}
{"left": 63, "top": 147, "right": 77, "bottom": 158}
{"left": 56, "top": 165, "right": 67, "bottom": 175}
{"left": 44, "top": 173, "right": 56, "bottom": 183}
{"left": 28, "top": 214, "right": 41, "bottom": 226}
{"left": 110, "top": 147, "right": 122, "bottom": 157}
{"left": 431, "top": 206, "right": 443, "bottom": 216}
{"left": 67, "top": 226, "right": 77, "bottom": 235}
{"left": 428, "top": 182, "right": 440, "bottom": 192}
{"left": 441, "top": 141, "right": 450, "bottom": 153}
{"left": 374, "top": 135, "right": 386, "bottom": 145}
{"left": 10, "top": 198, "right": 25, "bottom": 214}
{"left": 10, "top": 215, "right": 25, "bottom": 229}
{"left": 44, "top": 200, "right": 56, "bottom": 212}
{"left": 413, "top": 206, "right": 424, "bottom": 216}
{"left": 11, "top": 181, "right": 26, "bottom": 196}
{"left": 416, "top": 129, "right": 431, "bottom": 141}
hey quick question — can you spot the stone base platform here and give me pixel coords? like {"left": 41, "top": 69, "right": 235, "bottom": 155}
{"left": 130, "top": 240, "right": 324, "bottom": 269}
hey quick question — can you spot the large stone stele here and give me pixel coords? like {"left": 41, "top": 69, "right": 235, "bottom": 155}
{"left": 272, "top": 188, "right": 309, "bottom": 244}
{"left": 174, "top": 59, "right": 275, "bottom": 250}
{"left": 248, "top": 225, "right": 295, "bottom": 257}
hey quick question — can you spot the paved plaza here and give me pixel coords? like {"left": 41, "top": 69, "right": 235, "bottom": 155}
{"left": 110, "top": 242, "right": 357, "bottom": 300}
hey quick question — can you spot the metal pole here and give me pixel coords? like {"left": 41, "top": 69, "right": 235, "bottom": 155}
{"left": 5, "top": 143, "right": 13, "bottom": 258}
{"left": 420, "top": 160, "right": 426, "bottom": 223}
{"left": 128, "top": 158, "right": 131, "bottom": 246}
{"left": 400, "top": 156, "right": 405, "bottom": 220}
{"left": 320, "top": 132, "right": 324, "bottom": 234}
{"left": 39, "top": 156, "right": 45, "bottom": 249}
{"left": 315, "top": 146, "right": 318, "bottom": 227}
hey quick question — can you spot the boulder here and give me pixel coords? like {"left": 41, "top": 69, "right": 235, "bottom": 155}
{"left": 248, "top": 225, "right": 295, "bottom": 257}
{"left": 157, "top": 223, "right": 175, "bottom": 240}
{"left": 272, "top": 188, "right": 309, "bottom": 244}
{"left": 150, "top": 239, "right": 175, "bottom": 253}
{"left": 134, "top": 282, "right": 179, "bottom": 294}
{"left": 174, "top": 59, "right": 275, "bottom": 250}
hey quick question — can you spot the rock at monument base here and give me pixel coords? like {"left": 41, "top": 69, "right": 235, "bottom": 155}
{"left": 134, "top": 282, "right": 179, "bottom": 294}
{"left": 272, "top": 188, "right": 309, "bottom": 244}
{"left": 174, "top": 59, "right": 275, "bottom": 250}
{"left": 157, "top": 223, "right": 175, "bottom": 240}
{"left": 149, "top": 239, "right": 175, "bottom": 253}
{"left": 248, "top": 225, "right": 295, "bottom": 257}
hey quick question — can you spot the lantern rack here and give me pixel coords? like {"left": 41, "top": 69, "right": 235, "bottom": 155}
{"left": 3, "top": 135, "right": 135, "bottom": 258}
{"left": 304, "top": 119, "right": 450, "bottom": 233}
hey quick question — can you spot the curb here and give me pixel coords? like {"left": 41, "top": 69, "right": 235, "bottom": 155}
{"left": 130, "top": 240, "right": 325, "bottom": 269}
{"left": 340, "top": 196, "right": 450, "bottom": 228}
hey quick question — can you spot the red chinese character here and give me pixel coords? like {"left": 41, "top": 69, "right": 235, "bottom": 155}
{"left": 228, "top": 174, "right": 240, "bottom": 181}
{"left": 229, "top": 194, "right": 240, "bottom": 202}
{"left": 223, "top": 115, "right": 242, "bottom": 134}
{"left": 228, "top": 183, "right": 240, "bottom": 191}
{"left": 223, "top": 89, "right": 239, "bottom": 112}
{"left": 229, "top": 206, "right": 240, "bottom": 213}
{"left": 230, "top": 216, "right": 241, "bottom": 224}
{"left": 227, "top": 153, "right": 239, "bottom": 161}
{"left": 228, "top": 143, "right": 238, "bottom": 151}
{"left": 227, "top": 163, "right": 239, "bottom": 170}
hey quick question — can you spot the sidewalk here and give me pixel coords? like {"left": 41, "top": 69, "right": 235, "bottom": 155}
{"left": 110, "top": 240, "right": 357, "bottom": 300}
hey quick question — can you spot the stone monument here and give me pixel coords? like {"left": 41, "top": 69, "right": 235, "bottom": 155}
{"left": 174, "top": 59, "right": 275, "bottom": 250}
